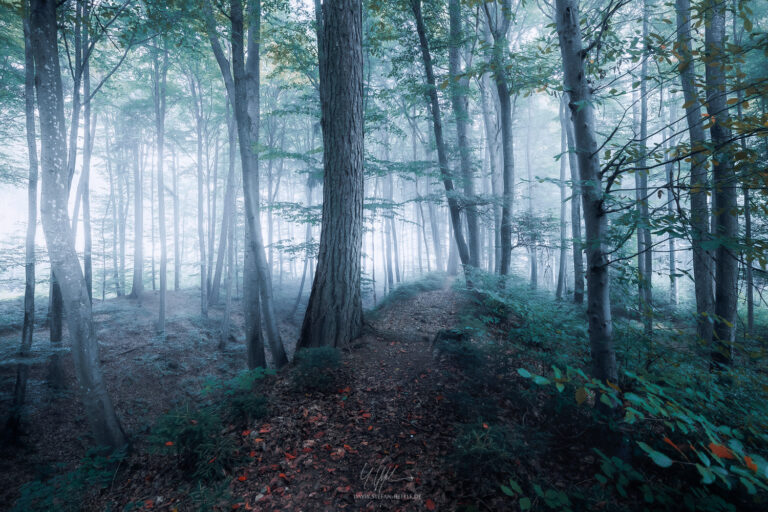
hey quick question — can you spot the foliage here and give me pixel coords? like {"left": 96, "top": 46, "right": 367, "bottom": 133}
{"left": 13, "top": 448, "right": 126, "bottom": 512}
{"left": 449, "top": 421, "right": 517, "bottom": 492}
{"left": 292, "top": 347, "right": 342, "bottom": 392}
{"left": 151, "top": 369, "right": 271, "bottom": 482}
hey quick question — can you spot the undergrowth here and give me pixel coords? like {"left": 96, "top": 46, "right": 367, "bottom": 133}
{"left": 442, "top": 270, "right": 768, "bottom": 511}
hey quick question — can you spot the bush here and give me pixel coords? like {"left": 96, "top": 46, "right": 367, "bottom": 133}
{"left": 202, "top": 369, "right": 271, "bottom": 425}
{"left": 449, "top": 422, "right": 516, "bottom": 491}
{"left": 151, "top": 403, "right": 238, "bottom": 482}
{"left": 293, "top": 347, "right": 342, "bottom": 392}
{"left": 13, "top": 448, "right": 125, "bottom": 512}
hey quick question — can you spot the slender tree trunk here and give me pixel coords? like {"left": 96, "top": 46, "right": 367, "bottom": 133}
{"left": 298, "top": 0, "right": 364, "bottom": 349}
{"left": 449, "top": 0, "right": 480, "bottom": 267}
{"left": 705, "top": 0, "right": 737, "bottom": 368}
{"left": 411, "top": 0, "right": 471, "bottom": 281}
{"left": 31, "top": 0, "right": 126, "bottom": 449}
{"left": 189, "top": 75, "right": 208, "bottom": 317}
{"left": 8, "top": 2, "right": 39, "bottom": 436}
{"left": 212, "top": 104, "right": 237, "bottom": 305}
{"left": 663, "top": 104, "right": 678, "bottom": 307}
{"left": 128, "top": 138, "right": 144, "bottom": 299}
{"left": 172, "top": 146, "right": 180, "bottom": 291}
{"left": 153, "top": 44, "right": 169, "bottom": 332}
{"left": 555, "top": 0, "right": 617, "bottom": 384}
{"left": 556, "top": 99, "right": 568, "bottom": 299}
{"left": 526, "top": 102, "right": 537, "bottom": 289}
{"left": 675, "top": 0, "right": 713, "bottom": 344}
{"left": 562, "top": 95, "right": 584, "bottom": 303}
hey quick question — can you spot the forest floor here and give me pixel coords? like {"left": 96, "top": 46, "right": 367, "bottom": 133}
{"left": 3, "top": 275, "right": 752, "bottom": 511}
{"left": 0, "top": 277, "right": 516, "bottom": 511}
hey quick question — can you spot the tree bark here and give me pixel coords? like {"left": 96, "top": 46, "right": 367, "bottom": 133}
{"left": 675, "top": 0, "right": 713, "bottom": 344}
{"left": 410, "top": 0, "right": 471, "bottom": 280}
{"left": 8, "top": 1, "right": 39, "bottom": 436}
{"left": 449, "top": 0, "right": 480, "bottom": 268}
{"left": 705, "top": 0, "right": 737, "bottom": 368}
{"left": 128, "top": 138, "right": 144, "bottom": 298}
{"left": 152, "top": 43, "right": 169, "bottom": 332}
{"left": 555, "top": 0, "right": 617, "bottom": 384}
{"left": 556, "top": 98, "right": 568, "bottom": 300}
{"left": 297, "top": 0, "right": 364, "bottom": 349}
{"left": 31, "top": 0, "right": 126, "bottom": 450}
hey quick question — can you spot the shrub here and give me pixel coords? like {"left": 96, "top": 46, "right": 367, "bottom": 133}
{"left": 293, "top": 347, "right": 342, "bottom": 392}
{"left": 202, "top": 368, "right": 271, "bottom": 425}
{"left": 13, "top": 448, "right": 125, "bottom": 512}
{"left": 449, "top": 422, "right": 516, "bottom": 490}
{"left": 151, "top": 402, "right": 239, "bottom": 482}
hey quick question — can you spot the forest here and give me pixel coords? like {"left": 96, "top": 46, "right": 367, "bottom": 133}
{"left": 0, "top": 0, "right": 767, "bottom": 509}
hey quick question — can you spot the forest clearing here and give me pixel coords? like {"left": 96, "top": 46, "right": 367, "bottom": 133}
{"left": 1, "top": 0, "right": 768, "bottom": 510}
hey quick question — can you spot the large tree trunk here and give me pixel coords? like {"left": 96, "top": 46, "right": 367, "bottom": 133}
{"left": 705, "top": 0, "right": 737, "bottom": 368}
{"left": 8, "top": 2, "right": 39, "bottom": 436}
{"left": 153, "top": 44, "right": 169, "bottom": 332}
{"left": 31, "top": 0, "right": 126, "bottom": 450}
{"left": 297, "top": 0, "right": 364, "bottom": 349}
{"left": 448, "top": 0, "right": 480, "bottom": 268}
{"left": 411, "top": 0, "right": 471, "bottom": 280}
{"left": 128, "top": 138, "right": 144, "bottom": 298}
{"left": 675, "top": 0, "right": 713, "bottom": 344}
{"left": 555, "top": 0, "right": 617, "bottom": 384}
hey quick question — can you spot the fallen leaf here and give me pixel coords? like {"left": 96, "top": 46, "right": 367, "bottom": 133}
{"left": 745, "top": 456, "right": 758, "bottom": 472}
{"left": 709, "top": 443, "right": 735, "bottom": 460}
{"left": 165, "top": 441, "right": 174, "bottom": 446}
{"left": 426, "top": 498, "right": 436, "bottom": 510}
{"left": 238, "top": 475, "right": 247, "bottom": 482}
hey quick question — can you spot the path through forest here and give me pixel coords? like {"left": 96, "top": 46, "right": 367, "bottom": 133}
{"left": 90, "top": 280, "right": 468, "bottom": 510}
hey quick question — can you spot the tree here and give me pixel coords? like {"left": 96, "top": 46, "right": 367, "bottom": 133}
{"left": 30, "top": 0, "right": 126, "bottom": 449}
{"left": 297, "top": 0, "right": 364, "bottom": 349}
{"left": 674, "top": 0, "right": 713, "bottom": 345}
{"left": 555, "top": 0, "right": 617, "bottom": 384}
{"left": 705, "top": 0, "right": 737, "bottom": 369}
{"left": 152, "top": 42, "right": 169, "bottom": 332}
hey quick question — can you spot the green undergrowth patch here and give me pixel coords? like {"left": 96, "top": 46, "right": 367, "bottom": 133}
{"left": 13, "top": 448, "right": 126, "bottom": 512}
{"left": 442, "top": 270, "right": 768, "bottom": 511}
{"left": 149, "top": 368, "right": 272, "bottom": 483}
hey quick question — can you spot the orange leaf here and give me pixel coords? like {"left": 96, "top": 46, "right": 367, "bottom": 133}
{"left": 253, "top": 438, "right": 264, "bottom": 443}
{"left": 368, "top": 425, "right": 373, "bottom": 431}
{"left": 482, "top": 423, "right": 489, "bottom": 429}
{"left": 238, "top": 475, "right": 247, "bottom": 482}
{"left": 279, "top": 473, "right": 288, "bottom": 479}
{"left": 361, "top": 413, "right": 371, "bottom": 419}
{"left": 709, "top": 443, "right": 735, "bottom": 460}
{"left": 242, "top": 430, "right": 251, "bottom": 436}
{"left": 144, "top": 500, "right": 154, "bottom": 509}
{"left": 249, "top": 451, "right": 256, "bottom": 457}
{"left": 745, "top": 456, "right": 758, "bottom": 473}
{"left": 165, "top": 441, "right": 174, "bottom": 446}
{"left": 663, "top": 437, "right": 685, "bottom": 456}
{"left": 285, "top": 451, "right": 297, "bottom": 460}
{"left": 426, "top": 498, "right": 436, "bottom": 510}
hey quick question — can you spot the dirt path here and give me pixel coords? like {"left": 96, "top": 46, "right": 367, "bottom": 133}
{"left": 88, "top": 283, "right": 469, "bottom": 511}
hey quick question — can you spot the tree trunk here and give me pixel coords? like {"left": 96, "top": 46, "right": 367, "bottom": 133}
{"left": 526, "top": 102, "right": 537, "bottom": 289}
{"left": 128, "top": 138, "right": 144, "bottom": 299}
{"left": 297, "top": 0, "right": 364, "bottom": 349}
{"left": 556, "top": 98, "right": 568, "bottom": 300}
{"left": 8, "top": 2, "right": 39, "bottom": 436}
{"left": 211, "top": 103, "right": 237, "bottom": 305}
{"left": 483, "top": 2, "right": 515, "bottom": 277}
{"left": 705, "top": 0, "right": 737, "bottom": 368}
{"left": 153, "top": 43, "right": 169, "bottom": 332}
{"left": 189, "top": 75, "right": 208, "bottom": 317}
{"left": 31, "top": 0, "right": 126, "bottom": 449}
{"left": 562, "top": 95, "right": 584, "bottom": 303}
{"left": 410, "top": 0, "right": 471, "bottom": 280}
{"left": 172, "top": 146, "right": 180, "bottom": 291}
{"left": 675, "top": 0, "right": 713, "bottom": 344}
{"left": 555, "top": 0, "right": 617, "bottom": 384}
{"left": 449, "top": 0, "right": 480, "bottom": 268}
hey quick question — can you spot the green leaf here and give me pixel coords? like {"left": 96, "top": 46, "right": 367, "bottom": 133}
{"left": 740, "top": 476, "right": 757, "bottom": 495}
{"left": 637, "top": 441, "right": 673, "bottom": 467}
{"left": 501, "top": 485, "right": 516, "bottom": 497}
{"left": 696, "top": 464, "right": 716, "bottom": 484}
{"left": 517, "top": 368, "right": 532, "bottom": 379}
{"left": 520, "top": 497, "right": 532, "bottom": 510}
{"left": 533, "top": 375, "right": 550, "bottom": 386}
